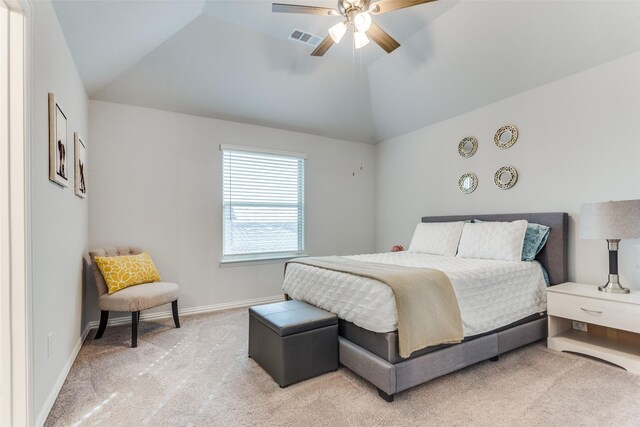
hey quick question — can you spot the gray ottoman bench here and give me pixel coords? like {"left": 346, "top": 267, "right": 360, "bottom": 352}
{"left": 248, "top": 300, "right": 338, "bottom": 387}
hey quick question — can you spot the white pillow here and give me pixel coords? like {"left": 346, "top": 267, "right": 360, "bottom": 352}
{"left": 456, "top": 220, "right": 528, "bottom": 261}
{"left": 408, "top": 222, "right": 465, "bottom": 256}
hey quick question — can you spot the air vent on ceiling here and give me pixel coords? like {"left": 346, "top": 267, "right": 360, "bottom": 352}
{"left": 288, "top": 28, "right": 323, "bottom": 47}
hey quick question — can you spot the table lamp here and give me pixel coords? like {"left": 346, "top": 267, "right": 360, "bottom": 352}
{"left": 580, "top": 199, "right": 640, "bottom": 294}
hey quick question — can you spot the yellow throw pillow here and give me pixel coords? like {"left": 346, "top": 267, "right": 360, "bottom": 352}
{"left": 95, "top": 252, "right": 161, "bottom": 295}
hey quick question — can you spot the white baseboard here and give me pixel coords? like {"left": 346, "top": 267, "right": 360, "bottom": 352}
{"left": 36, "top": 323, "right": 92, "bottom": 427}
{"left": 86, "top": 294, "right": 284, "bottom": 330}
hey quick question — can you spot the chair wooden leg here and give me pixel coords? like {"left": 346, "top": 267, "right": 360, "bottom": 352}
{"left": 95, "top": 310, "right": 109, "bottom": 340}
{"left": 131, "top": 311, "right": 139, "bottom": 348}
{"left": 172, "top": 300, "right": 180, "bottom": 328}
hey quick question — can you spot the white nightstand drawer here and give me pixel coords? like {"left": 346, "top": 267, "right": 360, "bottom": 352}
{"left": 547, "top": 292, "right": 640, "bottom": 333}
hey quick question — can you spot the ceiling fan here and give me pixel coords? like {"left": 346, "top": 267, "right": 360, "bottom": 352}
{"left": 272, "top": 0, "right": 437, "bottom": 56}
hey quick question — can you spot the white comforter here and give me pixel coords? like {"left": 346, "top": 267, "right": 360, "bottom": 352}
{"left": 283, "top": 252, "right": 547, "bottom": 337}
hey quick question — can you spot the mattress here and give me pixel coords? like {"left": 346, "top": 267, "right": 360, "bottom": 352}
{"left": 283, "top": 252, "right": 547, "bottom": 337}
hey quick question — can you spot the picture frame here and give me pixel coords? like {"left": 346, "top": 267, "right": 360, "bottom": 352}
{"left": 74, "top": 132, "right": 87, "bottom": 198}
{"left": 48, "top": 93, "right": 69, "bottom": 187}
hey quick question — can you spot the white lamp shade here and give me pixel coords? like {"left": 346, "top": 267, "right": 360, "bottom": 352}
{"left": 329, "top": 22, "right": 347, "bottom": 43}
{"left": 580, "top": 199, "right": 640, "bottom": 239}
{"left": 354, "top": 30, "right": 369, "bottom": 49}
{"left": 354, "top": 12, "right": 372, "bottom": 32}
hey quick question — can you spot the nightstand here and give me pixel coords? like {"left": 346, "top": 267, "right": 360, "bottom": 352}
{"left": 547, "top": 282, "right": 640, "bottom": 373}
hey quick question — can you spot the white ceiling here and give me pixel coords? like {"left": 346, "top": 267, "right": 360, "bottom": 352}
{"left": 52, "top": 0, "right": 640, "bottom": 143}
{"left": 52, "top": 0, "right": 206, "bottom": 94}
{"left": 91, "top": 14, "right": 378, "bottom": 143}
{"left": 368, "top": 0, "right": 640, "bottom": 140}
{"left": 200, "top": 0, "right": 457, "bottom": 64}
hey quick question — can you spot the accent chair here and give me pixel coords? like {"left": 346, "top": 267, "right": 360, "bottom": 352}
{"left": 88, "top": 246, "right": 180, "bottom": 348}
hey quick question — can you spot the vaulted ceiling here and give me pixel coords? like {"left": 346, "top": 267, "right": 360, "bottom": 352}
{"left": 52, "top": 0, "right": 640, "bottom": 143}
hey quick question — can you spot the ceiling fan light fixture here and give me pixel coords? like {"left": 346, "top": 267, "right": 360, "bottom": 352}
{"left": 354, "top": 30, "right": 369, "bottom": 49}
{"left": 272, "top": 0, "right": 419, "bottom": 56}
{"left": 329, "top": 21, "right": 347, "bottom": 43}
{"left": 354, "top": 12, "right": 371, "bottom": 32}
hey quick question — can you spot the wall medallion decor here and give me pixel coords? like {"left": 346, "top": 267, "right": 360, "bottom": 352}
{"left": 494, "top": 166, "right": 518, "bottom": 190}
{"left": 48, "top": 93, "right": 69, "bottom": 187}
{"left": 494, "top": 124, "right": 518, "bottom": 149}
{"left": 458, "top": 173, "right": 478, "bottom": 194}
{"left": 458, "top": 137, "right": 478, "bottom": 158}
{"left": 74, "top": 132, "right": 87, "bottom": 198}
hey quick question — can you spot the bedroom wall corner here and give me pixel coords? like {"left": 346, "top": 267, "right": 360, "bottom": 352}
{"left": 30, "top": 0, "right": 90, "bottom": 424}
{"left": 375, "top": 52, "right": 640, "bottom": 290}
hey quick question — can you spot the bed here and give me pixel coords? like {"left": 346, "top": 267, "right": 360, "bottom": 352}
{"left": 283, "top": 212, "right": 568, "bottom": 401}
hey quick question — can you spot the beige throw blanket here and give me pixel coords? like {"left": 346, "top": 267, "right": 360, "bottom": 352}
{"left": 287, "top": 256, "right": 463, "bottom": 358}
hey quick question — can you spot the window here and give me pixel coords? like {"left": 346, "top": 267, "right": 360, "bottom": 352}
{"left": 221, "top": 145, "right": 305, "bottom": 262}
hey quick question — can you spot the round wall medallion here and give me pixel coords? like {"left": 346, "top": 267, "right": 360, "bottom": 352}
{"left": 494, "top": 125, "right": 518, "bottom": 149}
{"left": 458, "top": 173, "right": 478, "bottom": 194}
{"left": 458, "top": 137, "right": 478, "bottom": 158}
{"left": 494, "top": 166, "right": 518, "bottom": 190}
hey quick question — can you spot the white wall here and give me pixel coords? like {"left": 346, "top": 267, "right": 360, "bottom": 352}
{"left": 376, "top": 52, "right": 640, "bottom": 290}
{"left": 87, "top": 101, "right": 376, "bottom": 322}
{"left": 30, "top": 0, "right": 89, "bottom": 423}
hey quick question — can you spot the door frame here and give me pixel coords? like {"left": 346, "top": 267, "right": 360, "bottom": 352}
{"left": 1, "top": 0, "right": 32, "bottom": 425}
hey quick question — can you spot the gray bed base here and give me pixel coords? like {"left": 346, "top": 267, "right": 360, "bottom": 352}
{"left": 340, "top": 317, "right": 547, "bottom": 401}
{"left": 339, "top": 212, "right": 568, "bottom": 402}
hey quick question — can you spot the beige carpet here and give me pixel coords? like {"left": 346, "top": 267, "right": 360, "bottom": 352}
{"left": 46, "top": 308, "right": 640, "bottom": 426}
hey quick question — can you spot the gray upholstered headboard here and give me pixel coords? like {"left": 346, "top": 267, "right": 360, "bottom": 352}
{"left": 421, "top": 212, "right": 568, "bottom": 285}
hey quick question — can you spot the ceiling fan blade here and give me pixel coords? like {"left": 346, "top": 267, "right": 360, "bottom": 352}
{"left": 367, "top": 22, "right": 400, "bottom": 53}
{"left": 272, "top": 3, "right": 340, "bottom": 16}
{"left": 311, "top": 34, "right": 334, "bottom": 56}
{"left": 369, "top": 0, "right": 437, "bottom": 15}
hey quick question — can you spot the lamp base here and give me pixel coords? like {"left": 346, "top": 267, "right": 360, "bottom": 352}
{"left": 598, "top": 274, "right": 630, "bottom": 294}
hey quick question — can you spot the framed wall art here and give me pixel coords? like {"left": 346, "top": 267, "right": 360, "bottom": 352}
{"left": 48, "top": 93, "right": 69, "bottom": 187}
{"left": 74, "top": 132, "right": 87, "bottom": 198}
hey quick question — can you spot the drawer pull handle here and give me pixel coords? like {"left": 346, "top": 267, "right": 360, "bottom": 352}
{"left": 580, "top": 308, "right": 603, "bottom": 314}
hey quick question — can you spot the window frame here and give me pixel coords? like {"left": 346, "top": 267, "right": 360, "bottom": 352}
{"left": 219, "top": 144, "right": 306, "bottom": 264}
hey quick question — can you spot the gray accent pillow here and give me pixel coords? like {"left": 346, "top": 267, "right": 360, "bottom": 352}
{"left": 522, "top": 222, "right": 550, "bottom": 261}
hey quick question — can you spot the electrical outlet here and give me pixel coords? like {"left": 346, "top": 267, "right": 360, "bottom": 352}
{"left": 572, "top": 321, "right": 588, "bottom": 332}
{"left": 47, "top": 332, "right": 53, "bottom": 358}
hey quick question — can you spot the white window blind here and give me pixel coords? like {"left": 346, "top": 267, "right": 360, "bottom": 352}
{"left": 222, "top": 146, "right": 305, "bottom": 261}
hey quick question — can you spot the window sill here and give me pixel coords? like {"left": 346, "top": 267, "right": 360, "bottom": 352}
{"left": 219, "top": 253, "right": 307, "bottom": 267}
